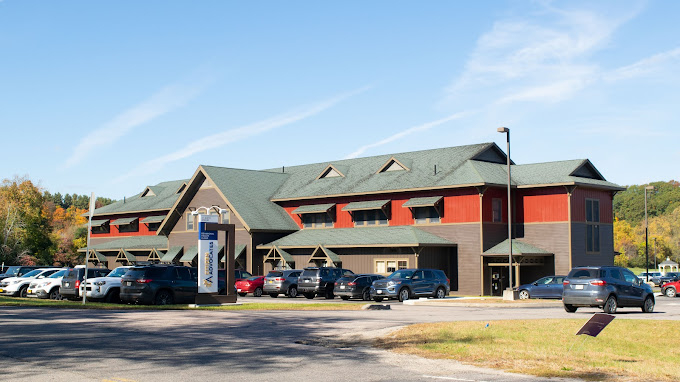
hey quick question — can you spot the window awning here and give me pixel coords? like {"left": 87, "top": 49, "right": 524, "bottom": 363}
{"left": 291, "top": 203, "right": 336, "bottom": 214}
{"left": 115, "top": 250, "right": 137, "bottom": 262}
{"left": 307, "top": 245, "right": 341, "bottom": 266}
{"left": 147, "top": 248, "right": 162, "bottom": 262}
{"left": 90, "top": 219, "right": 109, "bottom": 227}
{"left": 263, "top": 246, "right": 295, "bottom": 266}
{"left": 402, "top": 196, "right": 443, "bottom": 208}
{"left": 160, "top": 246, "right": 183, "bottom": 262}
{"left": 179, "top": 246, "right": 198, "bottom": 262}
{"left": 110, "top": 217, "right": 139, "bottom": 226}
{"left": 88, "top": 250, "right": 107, "bottom": 262}
{"left": 341, "top": 200, "right": 390, "bottom": 212}
{"left": 220, "top": 244, "right": 246, "bottom": 263}
{"left": 141, "top": 215, "right": 166, "bottom": 223}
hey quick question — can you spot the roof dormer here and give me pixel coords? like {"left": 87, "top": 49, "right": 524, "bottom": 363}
{"left": 377, "top": 157, "right": 410, "bottom": 173}
{"left": 570, "top": 160, "right": 605, "bottom": 180}
{"left": 176, "top": 182, "right": 187, "bottom": 194}
{"left": 317, "top": 164, "right": 346, "bottom": 179}
{"left": 140, "top": 187, "right": 156, "bottom": 197}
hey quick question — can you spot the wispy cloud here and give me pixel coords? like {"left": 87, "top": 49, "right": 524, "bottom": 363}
{"left": 115, "top": 86, "right": 370, "bottom": 182}
{"left": 604, "top": 47, "right": 680, "bottom": 82}
{"left": 344, "top": 111, "right": 474, "bottom": 159}
{"left": 62, "top": 72, "right": 212, "bottom": 169}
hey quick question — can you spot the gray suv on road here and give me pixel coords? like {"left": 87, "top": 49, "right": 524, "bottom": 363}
{"left": 263, "top": 269, "right": 302, "bottom": 298}
{"left": 298, "top": 267, "right": 354, "bottom": 299}
{"left": 562, "top": 266, "right": 655, "bottom": 314}
{"left": 370, "top": 268, "right": 450, "bottom": 302}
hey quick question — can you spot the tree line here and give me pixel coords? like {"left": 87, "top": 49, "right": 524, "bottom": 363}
{"left": 0, "top": 176, "right": 114, "bottom": 267}
{"left": 613, "top": 180, "right": 680, "bottom": 268}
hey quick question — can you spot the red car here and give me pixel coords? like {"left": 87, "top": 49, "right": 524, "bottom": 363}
{"left": 236, "top": 276, "right": 264, "bottom": 297}
{"left": 661, "top": 280, "right": 680, "bottom": 297}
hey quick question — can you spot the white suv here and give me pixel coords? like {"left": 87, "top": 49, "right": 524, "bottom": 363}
{"left": 80, "top": 266, "right": 132, "bottom": 303}
{"left": 27, "top": 269, "right": 67, "bottom": 300}
{"left": 0, "top": 268, "right": 62, "bottom": 298}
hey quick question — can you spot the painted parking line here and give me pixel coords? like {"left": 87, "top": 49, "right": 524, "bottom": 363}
{"left": 102, "top": 378, "right": 139, "bottom": 382}
{"left": 422, "top": 375, "right": 489, "bottom": 382}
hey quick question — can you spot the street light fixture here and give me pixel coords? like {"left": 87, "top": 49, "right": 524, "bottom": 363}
{"left": 497, "top": 127, "right": 513, "bottom": 294}
{"left": 644, "top": 185, "right": 654, "bottom": 282}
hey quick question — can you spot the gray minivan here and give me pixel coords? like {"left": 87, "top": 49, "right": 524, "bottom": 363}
{"left": 562, "top": 266, "right": 655, "bottom": 314}
{"left": 263, "top": 269, "right": 302, "bottom": 298}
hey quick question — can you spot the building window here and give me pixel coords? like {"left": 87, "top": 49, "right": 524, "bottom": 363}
{"left": 586, "top": 199, "right": 600, "bottom": 253}
{"left": 221, "top": 209, "right": 230, "bottom": 224}
{"left": 375, "top": 259, "right": 408, "bottom": 274}
{"left": 118, "top": 220, "right": 139, "bottom": 233}
{"left": 92, "top": 224, "right": 110, "bottom": 234}
{"left": 302, "top": 213, "right": 333, "bottom": 228}
{"left": 186, "top": 212, "right": 195, "bottom": 231}
{"left": 414, "top": 206, "right": 440, "bottom": 224}
{"left": 147, "top": 222, "right": 161, "bottom": 231}
{"left": 492, "top": 198, "right": 502, "bottom": 222}
{"left": 354, "top": 210, "right": 388, "bottom": 226}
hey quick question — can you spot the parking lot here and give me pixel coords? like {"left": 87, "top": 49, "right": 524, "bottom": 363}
{"left": 1, "top": 295, "right": 678, "bottom": 382}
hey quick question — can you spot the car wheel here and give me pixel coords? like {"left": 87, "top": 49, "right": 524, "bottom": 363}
{"left": 518, "top": 290, "right": 530, "bottom": 300}
{"left": 398, "top": 288, "right": 410, "bottom": 302}
{"left": 362, "top": 288, "right": 371, "bottom": 301}
{"left": 287, "top": 286, "right": 298, "bottom": 298}
{"left": 253, "top": 287, "right": 263, "bottom": 297}
{"left": 105, "top": 289, "right": 120, "bottom": 303}
{"left": 324, "top": 287, "right": 334, "bottom": 299}
{"left": 304, "top": 293, "right": 315, "bottom": 299}
{"left": 665, "top": 287, "right": 676, "bottom": 298}
{"left": 435, "top": 287, "right": 446, "bottom": 299}
{"left": 18, "top": 286, "right": 28, "bottom": 298}
{"left": 238, "top": 293, "right": 247, "bottom": 297}
{"left": 564, "top": 304, "right": 577, "bottom": 313}
{"left": 154, "top": 290, "right": 174, "bottom": 305}
{"left": 340, "top": 296, "right": 350, "bottom": 300}
{"left": 603, "top": 295, "right": 617, "bottom": 314}
{"left": 642, "top": 296, "right": 655, "bottom": 313}
{"left": 269, "top": 293, "right": 279, "bottom": 298}
{"left": 49, "top": 288, "right": 62, "bottom": 300}
{"left": 373, "top": 297, "right": 384, "bottom": 302}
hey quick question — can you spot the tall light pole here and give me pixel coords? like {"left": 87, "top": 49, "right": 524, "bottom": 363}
{"left": 644, "top": 185, "right": 654, "bottom": 282}
{"left": 497, "top": 127, "right": 512, "bottom": 292}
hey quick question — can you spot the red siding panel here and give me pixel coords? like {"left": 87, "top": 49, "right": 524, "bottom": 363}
{"left": 517, "top": 187, "right": 569, "bottom": 223}
{"left": 571, "top": 188, "right": 614, "bottom": 224}
{"left": 90, "top": 212, "right": 165, "bottom": 238}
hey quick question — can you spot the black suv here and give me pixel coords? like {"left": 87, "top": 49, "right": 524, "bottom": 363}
{"left": 60, "top": 267, "right": 111, "bottom": 300}
{"left": 120, "top": 265, "right": 198, "bottom": 305}
{"left": 562, "top": 266, "right": 655, "bottom": 314}
{"left": 370, "top": 268, "right": 450, "bottom": 302}
{"left": 298, "top": 267, "right": 354, "bottom": 299}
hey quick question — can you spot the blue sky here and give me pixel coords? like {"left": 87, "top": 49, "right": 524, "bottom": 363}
{"left": 1, "top": 1, "right": 679, "bottom": 200}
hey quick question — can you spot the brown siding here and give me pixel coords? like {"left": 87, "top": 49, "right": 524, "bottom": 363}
{"left": 520, "top": 223, "right": 570, "bottom": 275}
{"left": 571, "top": 223, "right": 614, "bottom": 267}
{"left": 173, "top": 187, "right": 246, "bottom": 232}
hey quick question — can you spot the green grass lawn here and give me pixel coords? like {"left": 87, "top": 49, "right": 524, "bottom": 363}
{"left": 0, "top": 296, "right": 364, "bottom": 310}
{"left": 376, "top": 319, "right": 679, "bottom": 381}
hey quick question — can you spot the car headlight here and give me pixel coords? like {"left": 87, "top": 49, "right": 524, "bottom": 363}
{"left": 10, "top": 280, "right": 21, "bottom": 285}
{"left": 94, "top": 281, "right": 106, "bottom": 286}
{"left": 38, "top": 282, "right": 50, "bottom": 288}
{"left": 387, "top": 280, "right": 401, "bottom": 286}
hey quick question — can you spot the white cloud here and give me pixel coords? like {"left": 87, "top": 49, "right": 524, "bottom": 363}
{"left": 63, "top": 73, "right": 212, "bottom": 168}
{"left": 605, "top": 47, "right": 680, "bottom": 82}
{"left": 344, "top": 111, "right": 474, "bottom": 159}
{"left": 115, "top": 86, "right": 370, "bottom": 181}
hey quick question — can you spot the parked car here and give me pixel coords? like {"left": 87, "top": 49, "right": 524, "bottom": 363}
{"left": 637, "top": 271, "right": 663, "bottom": 285}
{"left": 661, "top": 279, "right": 680, "bottom": 298}
{"left": 217, "top": 269, "right": 254, "bottom": 294}
{"left": 658, "top": 272, "right": 680, "bottom": 287}
{"left": 298, "top": 267, "right": 355, "bottom": 299}
{"left": 335, "top": 274, "right": 385, "bottom": 301}
{"left": 236, "top": 276, "right": 265, "bottom": 297}
{"left": 27, "top": 269, "right": 67, "bottom": 299}
{"left": 80, "top": 266, "right": 132, "bottom": 303}
{"left": 0, "top": 266, "right": 41, "bottom": 281}
{"left": 515, "top": 275, "right": 566, "bottom": 299}
{"left": 60, "top": 266, "right": 111, "bottom": 300}
{"left": 370, "top": 269, "right": 450, "bottom": 302}
{"left": 263, "top": 269, "right": 302, "bottom": 298}
{"left": 563, "top": 266, "right": 655, "bottom": 314}
{"left": 120, "top": 265, "right": 198, "bottom": 305}
{"left": 0, "top": 268, "right": 62, "bottom": 297}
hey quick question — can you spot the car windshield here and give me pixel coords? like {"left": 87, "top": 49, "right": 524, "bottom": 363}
{"left": 107, "top": 268, "right": 129, "bottom": 278}
{"left": 47, "top": 270, "right": 66, "bottom": 278}
{"left": 567, "top": 269, "right": 602, "bottom": 279}
{"left": 21, "top": 270, "right": 42, "bottom": 278}
{"left": 2, "top": 266, "right": 21, "bottom": 276}
{"left": 266, "top": 271, "right": 283, "bottom": 277}
{"left": 301, "top": 269, "right": 318, "bottom": 277}
{"left": 388, "top": 270, "right": 414, "bottom": 279}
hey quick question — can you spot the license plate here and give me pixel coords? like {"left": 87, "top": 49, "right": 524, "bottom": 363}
{"left": 27, "top": 289, "right": 33, "bottom": 294}
{"left": 574, "top": 285, "right": 584, "bottom": 290}
{"left": 377, "top": 290, "right": 383, "bottom": 294}
{"left": 268, "top": 280, "right": 273, "bottom": 284}
{"left": 126, "top": 281, "right": 132, "bottom": 286}
{"left": 237, "top": 289, "right": 242, "bottom": 292}
{"left": 0, "top": 289, "right": 4, "bottom": 293}
{"left": 340, "top": 285, "right": 345, "bottom": 289}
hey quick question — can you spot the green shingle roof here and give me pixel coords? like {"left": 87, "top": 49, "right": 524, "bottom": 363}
{"left": 85, "top": 236, "right": 168, "bottom": 251}
{"left": 484, "top": 239, "right": 551, "bottom": 255}
{"left": 141, "top": 215, "right": 167, "bottom": 223}
{"left": 92, "top": 179, "right": 188, "bottom": 216}
{"left": 342, "top": 200, "right": 390, "bottom": 211}
{"left": 180, "top": 246, "right": 198, "bottom": 262}
{"left": 258, "top": 226, "right": 454, "bottom": 249}
{"left": 512, "top": 160, "right": 623, "bottom": 189}
{"left": 160, "top": 246, "right": 183, "bottom": 262}
{"left": 110, "top": 217, "right": 138, "bottom": 226}
{"left": 116, "top": 250, "right": 137, "bottom": 262}
{"left": 90, "top": 219, "right": 109, "bottom": 227}
{"left": 263, "top": 246, "right": 295, "bottom": 264}
{"left": 88, "top": 250, "right": 107, "bottom": 262}
{"left": 220, "top": 244, "right": 246, "bottom": 262}
{"left": 201, "top": 166, "right": 299, "bottom": 231}
{"left": 402, "top": 196, "right": 443, "bottom": 208}
{"left": 291, "top": 203, "right": 336, "bottom": 214}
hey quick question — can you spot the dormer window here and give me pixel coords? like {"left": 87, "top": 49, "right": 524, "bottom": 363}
{"left": 317, "top": 164, "right": 346, "bottom": 179}
{"left": 141, "top": 187, "right": 156, "bottom": 197}
{"left": 176, "top": 183, "right": 187, "bottom": 194}
{"left": 377, "top": 157, "right": 410, "bottom": 173}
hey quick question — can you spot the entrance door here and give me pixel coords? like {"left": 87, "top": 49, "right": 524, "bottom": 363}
{"left": 490, "top": 266, "right": 509, "bottom": 296}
